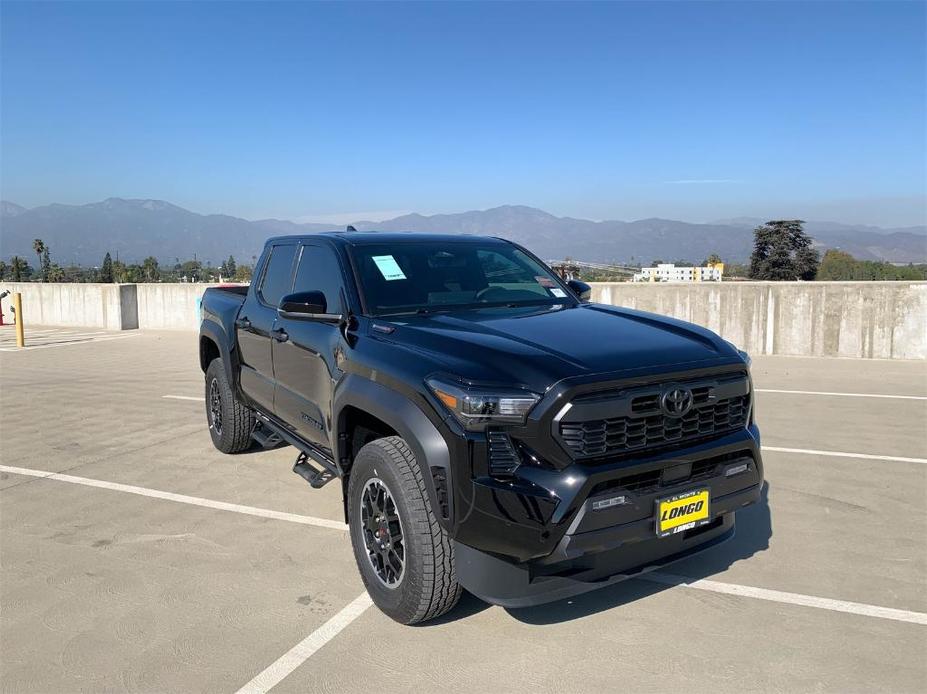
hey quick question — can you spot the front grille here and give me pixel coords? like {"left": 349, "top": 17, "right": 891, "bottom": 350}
{"left": 558, "top": 373, "right": 750, "bottom": 459}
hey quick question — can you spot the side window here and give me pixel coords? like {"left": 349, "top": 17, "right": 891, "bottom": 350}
{"left": 293, "top": 245, "right": 345, "bottom": 313}
{"left": 258, "top": 244, "right": 298, "bottom": 307}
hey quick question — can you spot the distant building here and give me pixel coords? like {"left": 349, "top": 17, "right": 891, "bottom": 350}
{"left": 632, "top": 262, "right": 724, "bottom": 283}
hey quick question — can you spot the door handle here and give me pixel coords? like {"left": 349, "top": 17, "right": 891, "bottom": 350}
{"left": 235, "top": 317, "right": 252, "bottom": 330}
{"left": 272, "top": 328, "right": 289, "bottom": 343}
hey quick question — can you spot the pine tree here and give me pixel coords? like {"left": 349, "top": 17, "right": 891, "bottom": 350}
{"left": 100, "top": 252, "right": 114, "bottom": 283}
{"left": 749, "top": 220, "right": 819, "bottom": 280}
{"left": 225, "top": 255, "right": 237, "bottom": 279}
{"left": 11, "top": 256, "right": 30, "bottom": 281}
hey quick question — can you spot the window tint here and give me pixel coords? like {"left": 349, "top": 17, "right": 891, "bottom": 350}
{"left": 350, "top": 242, "right": 571, "bottom": 315}
{"left": 258, "top": 244, "right": 298, "bottom": 307}
{"left": 477, "top": 249, "right": 549, "bottom": 291}
{"left": 293, "top": 245, "right": 345, "bottom": 313}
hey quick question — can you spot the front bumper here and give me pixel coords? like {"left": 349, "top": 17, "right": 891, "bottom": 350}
{"left": 451, "top": 425, "right": 763, "bottom": 606}
{"left": 456, "top": 510, "right": 737, "bottom": 608}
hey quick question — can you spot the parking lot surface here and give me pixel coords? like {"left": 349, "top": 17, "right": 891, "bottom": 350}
{"left": 1, "top": 328, "right": 925, "bottom": 693}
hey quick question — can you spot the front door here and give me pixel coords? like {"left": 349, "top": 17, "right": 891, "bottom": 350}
{"left": 236, "top": 243, "right": 297, "bottom": 413}
{"left": 272, "top": 243, "right": 347, "bottom": 451}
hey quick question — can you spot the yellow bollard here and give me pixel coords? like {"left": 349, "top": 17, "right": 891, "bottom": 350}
{"left": 13, "top": 292, "right": 24, "bottom": 347}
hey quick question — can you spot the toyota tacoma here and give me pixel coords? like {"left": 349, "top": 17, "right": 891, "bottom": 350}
{"left": 198, "top": 232, "right": 762, "bottom": 624}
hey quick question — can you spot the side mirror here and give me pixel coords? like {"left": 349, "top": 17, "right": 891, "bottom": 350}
{"left": 567, "top": 279, "right": 592, "bottom": 302}
{"left": 278, "top": 291, "right": 341, "bottom": 322}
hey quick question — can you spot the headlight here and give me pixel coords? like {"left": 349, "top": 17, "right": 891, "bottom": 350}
{"left": 426, "top": 376, "right": 540, "bottom": 430}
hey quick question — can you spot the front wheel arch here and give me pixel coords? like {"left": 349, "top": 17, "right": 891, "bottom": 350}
{"left": 333, "top": 375, "right": 454, "bottom": 529}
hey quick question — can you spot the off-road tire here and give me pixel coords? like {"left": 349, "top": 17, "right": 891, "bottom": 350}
{"left": 348, "top": 436, "right": 462, "bottom": 624}
{"left": 205, "top": 358, "right": 255, "bottom": 453}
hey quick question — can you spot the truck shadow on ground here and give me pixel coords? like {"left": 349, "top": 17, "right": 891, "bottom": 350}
{"left": 433, "top": 481, "right": 772, "bottom": 626}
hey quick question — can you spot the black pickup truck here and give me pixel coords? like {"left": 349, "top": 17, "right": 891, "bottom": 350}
{"left": 199, "top": 232, "right": 762, "bottom": 624}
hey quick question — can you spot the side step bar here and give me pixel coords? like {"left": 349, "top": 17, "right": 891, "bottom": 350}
{"left": 252, "top": 411, "right": 341, "bottom": 490}
{"left": 251, "top": 423, "right": 283, "bottom": 449}
{"left": 293, "top": 452, "right": 336, "bottom": 489}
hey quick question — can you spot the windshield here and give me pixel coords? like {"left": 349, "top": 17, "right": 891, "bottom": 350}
{"left": 350, "top": 241, "right": 574, "bottom": 316}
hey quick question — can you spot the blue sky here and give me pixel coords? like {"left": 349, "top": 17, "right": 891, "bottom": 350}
{"left": 2, "top": 1, "right": 924, "bottom": 226}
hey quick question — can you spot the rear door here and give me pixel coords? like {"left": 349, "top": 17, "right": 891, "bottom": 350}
{"left": 272, "top": 243, "right": 347, "bottom": 451}
{"left": 236, "top": 242, "right": 297, "bottom": 413}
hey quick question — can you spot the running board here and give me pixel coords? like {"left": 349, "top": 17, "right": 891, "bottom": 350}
{"left": 252, "top": 410, "right": 341, "bottom": 488}
{"left": 293, "top": 452, "right": 336, "bottom": 489}
{"left": 251, "top": 422, "right": 284, "bottom": 449}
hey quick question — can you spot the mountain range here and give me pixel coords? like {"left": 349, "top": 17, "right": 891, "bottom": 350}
{"left": 1, "top": 198, "right": 924, "bottom": 266}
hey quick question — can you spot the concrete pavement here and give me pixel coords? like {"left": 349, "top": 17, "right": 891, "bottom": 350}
{"left": 1, "top": 330, "right": 925, "bottom": 693}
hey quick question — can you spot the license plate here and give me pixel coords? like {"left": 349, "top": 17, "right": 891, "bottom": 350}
{"left": 655, "top": 488, "right": 710, "bottom": 538}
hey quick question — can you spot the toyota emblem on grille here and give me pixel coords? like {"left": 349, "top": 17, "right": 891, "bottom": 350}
{"left": 661, "top": 386, "right": 694, "bottom": 417}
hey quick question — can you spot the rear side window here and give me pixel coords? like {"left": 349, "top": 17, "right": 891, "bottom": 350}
{"left": 293, "top": 245, "right": 345, "bottom": 313}
{"left": 258, "top": 244, "right": 298, "bottom": 307}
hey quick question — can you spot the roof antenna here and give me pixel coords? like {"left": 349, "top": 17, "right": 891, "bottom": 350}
{"left": 345, "top": 225, "right": 357, "bottom": 232}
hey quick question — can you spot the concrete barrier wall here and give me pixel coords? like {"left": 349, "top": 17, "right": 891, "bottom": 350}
{"left": 3, "top": 280, "right": 925, "bottom": 359}
{"left": 136, "top": 283, "right": 213, "bottom": 330}
{"left": 590, "top": 281, "right": 927, "bottom": 360}
{"left": 2, "top": 282, "right": 139, "bottom": 330}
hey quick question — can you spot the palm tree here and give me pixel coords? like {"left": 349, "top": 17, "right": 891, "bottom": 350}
{"left": 33, "top": 239, "right": 46, "bottom": 281}
{"left": 142, "top": 256, "right": 160, "bottom": 282}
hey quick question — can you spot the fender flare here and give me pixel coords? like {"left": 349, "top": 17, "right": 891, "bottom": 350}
{"left": 333, "top": 374, "right": 453, "bottom": 529}
{"left": 199, "top": 321, "right": 240, "bottom": 394}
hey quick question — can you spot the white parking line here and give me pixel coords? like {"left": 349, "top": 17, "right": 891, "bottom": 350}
{"left": 235, "top": 592, "right": 373, "bottom": 694}
{"left": 0, "top": 333, "right": 138, "bottom": 351}
{"left": 762, "top": 446, "right": 927, "bottom": 465}
{"left": 640, "top": 572, "right": 927, "bottom": 626}
{"left": 2, "top": 463, "right": 924, "bottom": 629}
{"left": 0, "top": 464, "right": 347, "bottom": 531}
{"left": 163, "top": 395, "right": 204, "bottom": 401}
{"left": 756, "top": 388, "right": 927, "bottom": 401}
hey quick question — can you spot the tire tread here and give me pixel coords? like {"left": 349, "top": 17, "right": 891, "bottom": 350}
{"left": 353, "top": 436, "right": 461, "bottom": 623}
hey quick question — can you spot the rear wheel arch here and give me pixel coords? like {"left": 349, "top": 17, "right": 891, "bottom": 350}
{"left": 199, "top": 323, "right": 241, "bottom": 396}
{"left": 199, "top": 334, "right": 221, "bottom": 372}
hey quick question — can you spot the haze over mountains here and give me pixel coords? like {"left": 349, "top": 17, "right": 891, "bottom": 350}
{"left": 1, "top": 198, "right": 924, "bottom": 267}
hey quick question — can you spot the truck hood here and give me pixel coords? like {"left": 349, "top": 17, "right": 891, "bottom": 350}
{"left": 378, "top": 303, "right": 740, "bottom": 392}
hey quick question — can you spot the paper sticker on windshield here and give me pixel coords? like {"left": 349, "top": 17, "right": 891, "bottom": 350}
{"left": 550, "top": 288, "right": 567, "bottom": 298}
{"left": 536, "top": 275, "right": 555, "bottom": 288}
{"left": 372, "top": 255, "right": 407, "bottom": 281}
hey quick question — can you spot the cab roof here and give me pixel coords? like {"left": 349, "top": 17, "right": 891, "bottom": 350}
{"left": 263, "top": 231, "right": 512, "bottom": 247}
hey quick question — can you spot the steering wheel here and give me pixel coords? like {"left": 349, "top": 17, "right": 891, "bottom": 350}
{"left": 475, "top": 286, "right": 510, "bottom": 302}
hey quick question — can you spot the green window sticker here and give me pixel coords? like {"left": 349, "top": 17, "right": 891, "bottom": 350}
{"left": 372, "top": 255, "right": 407, "bottom": 281}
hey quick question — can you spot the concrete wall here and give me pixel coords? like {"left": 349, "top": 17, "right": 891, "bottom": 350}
{"left": 136, "top": 283, "right": 213, "bottom": 330}
{"left": 590, "top": 281, "right": 927, "bottom": 360}
{"left": 2, "top": 282, "right": 140, "bottom": 330}
{"left": 3, "top": 280, "right": 925, "bottom": 359}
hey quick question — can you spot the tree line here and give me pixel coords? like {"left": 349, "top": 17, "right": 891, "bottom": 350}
{"left": 644, "top": 221, "right": 923, "bottom": 281}
{"left": 3, "top": 228, "right": 924, "bottom": 284}
{"left": 744, "top": 220, "right": 925, "bottom": 281}
{"left": 0, "top": 240, "right": 254, "bottom": 283}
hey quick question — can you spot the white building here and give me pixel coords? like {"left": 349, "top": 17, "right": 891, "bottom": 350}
{"left": 632, "top": 262, "right": 724, "bottom": 283}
